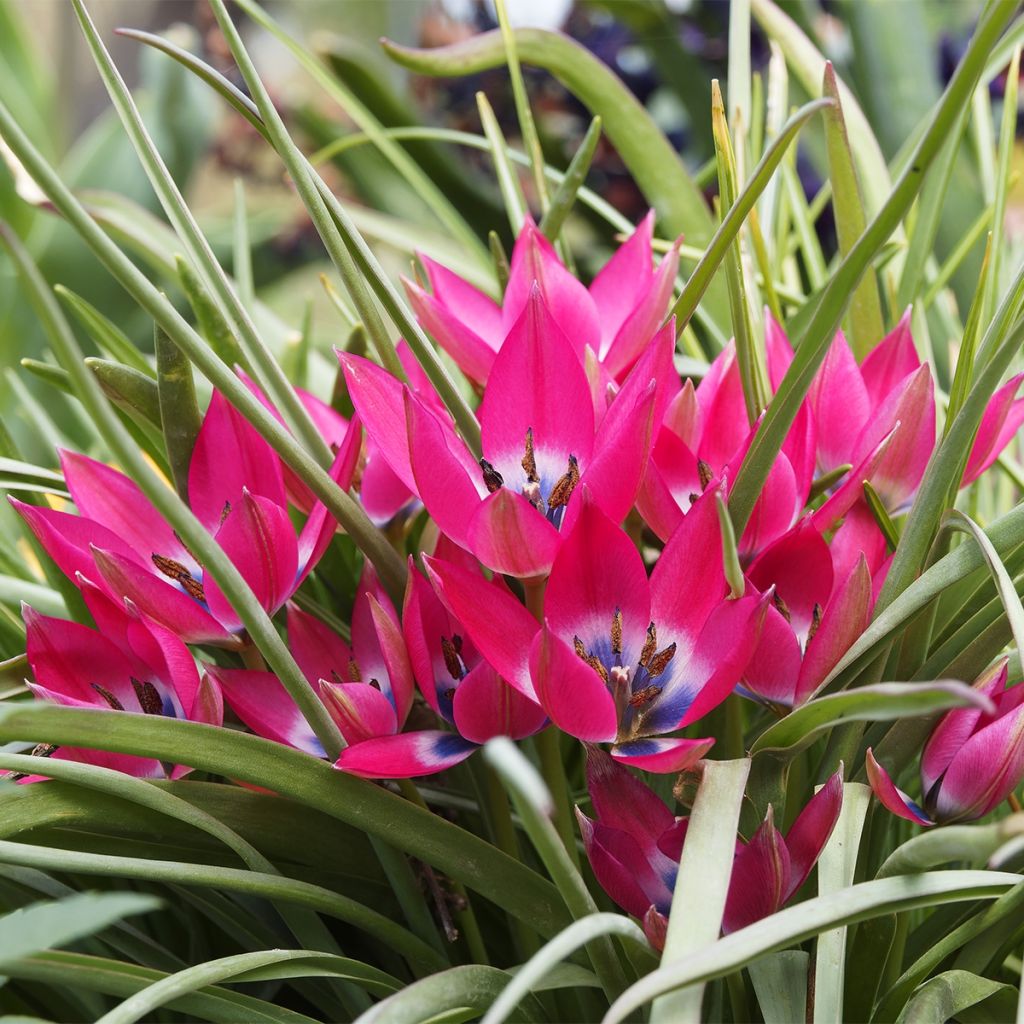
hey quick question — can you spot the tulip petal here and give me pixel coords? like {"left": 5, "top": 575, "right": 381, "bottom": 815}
{"left": 588, "top": 211, "right": 656, "bottom": 349}
{"left": 865, "top": 748, "right": 933, "bottom": 826}
{"left": 859, "top": 310, "right": 918, "bottom": 406}
{"left": 335, "top": 731, "right": 477, "bottom": 779}
{"left": 962, "top": 373, "right": 1024, "bottom": 486}
{"left": 809, "top": 333, "right": 869, "bottom": 470}
{"left": 424, "top": 554, "right": 539, "bottom": 699}
{"left": 610, "top": 736, "right": 715, "bottom": 775}
{"left": 722, "top": 810, "right": 791, "bottom": 934}
{"left": 696, "top": 343, "right": 749, "bottom": 471}
{"left": 360, "top": 446, "right": 416, "bottom": 525}
{"left": 286, "top": 604, "right": 353, "bottom": 690}
{"left": 783, "top": 768, "right": 844, "bottom": 903}
{"left": 741, "top": 603, "right": 803, "bottom": 707}
{"left": 319, "top": 680, "right": 399, "bottom": 744}
{"left": 468, "top": 488, "right": 562, "bottom": 579}
{"left": 529, "top": 626, "right": 617, "bottom": 742}
{"left": 420, "top": 254, "right": 503, "bottom": 344}
{"left": 452, "top": 662, "right": 546, "bottom": 743}
{"left": 586, "top": 745, "right": 676, "bottom": 846}
{"left": 207, "top": 666, "right": 325, "bottom": 757}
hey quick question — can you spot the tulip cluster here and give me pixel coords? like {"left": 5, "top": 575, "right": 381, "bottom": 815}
{"left": 11, "top": 215, "right": 1024, "bottom": 937}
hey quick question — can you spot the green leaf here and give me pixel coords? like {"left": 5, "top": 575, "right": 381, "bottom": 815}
{"left": 751, "top": 682, "right": 990, "bottom": 757}
{"left": 878, "top": 817, "right": 1024, "bottom": 879}
{"left": 538, "top": 115, "right": 601, "bottom": 242}
{"left": 604, "top": 870, "right": 1022, "bottom": 1023}
{"left": 155, "top": 322, "right": 201, "bottom": 502}
{"left": 0, "top": 893, "right": 159, "bottom": 968}
{"left": 652, "top": 759, "right": 751, "bottom": 1024}
{"left": 822, "top": 62, "right": 884, "bottom": 359}
{"left": 54, "top": 286, "right": 154, "bottom": 377}
{"left": 749, "top": 951, "right": 809, "bottom": 1024}
{"left": 475, "top": 91, "right": 528, "bottom": 231}
{"left": 895, "top": 970, "right": 1018, "bottom": 1024}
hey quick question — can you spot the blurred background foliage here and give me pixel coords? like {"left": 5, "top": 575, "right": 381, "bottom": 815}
{"left": 0, "top": 0, "right": 1013, "bottom": 471}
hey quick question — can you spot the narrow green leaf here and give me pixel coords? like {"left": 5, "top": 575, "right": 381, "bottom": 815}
{"left": 86, "top": 359, "right": 162, "bottom": 433}
{"left": 53, "top": 286, "right": 154, "bottom": 377}
{"left": 155, "top": 322, "right": 202, "bottom": 502}
{"left": 717, "top": 494, "right": 745, "bottom": 598}
{"left": 231, "top": 178, "right": 253, "bottom": 311}
{"left": 822, "top": 62, "right": 884, "bottom": 359}
{"left": 863, "top": 481, "right": 900, "bottom": 552}
{"left": 946, "top": 233, "right": 992, "bottom": 430}
{"left": 895, "top": 970, "right": 1018, "bottom": 1024}
{"left": 751, "top": 681, "right": 990, "bottom": 756}
{"left": 878, "top": 817, "right": 1024, "bottom": 879}
{"left": 652, "top": 759, "right": 751, "bottom": 1023}
{"left": 175, "top": 256, "right": 245, "bottom": 371}
{"left": 0, "top": 893, "right": 159, "bottom": 968}
{"left": 476, "top": 91, "right": 528, "bottom": 231}
{"left": 538, "top": 115, "right": 601, "bottom": 242}
{"left": 749, "top": 951, "right": 809, "bottom": 1024}
{"left": 488, "top": 231, "right": 511, "bottom": 293}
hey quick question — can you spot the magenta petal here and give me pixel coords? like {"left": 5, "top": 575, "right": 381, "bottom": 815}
{"left": 935, "top": 704, "right": 1024, "bottom": 822}
{"left": 420, "top": 254, "right": 503, "bottom": 344}
{"left": 204, "top": 490, "right": 299, "bottom": 629}
{"left": 360, "top": 446, "right": 416, "bottom": 525}
{"left": 741, "top": 450, "right": 800, "bottom": 560}
{"left": 335, "top": 731, "right": 477, "bottom": 779}
{"left": 339, "top": 354, "right": 417, "bottom": 491}
{"left": 320, "top": 681, "right": 399, "bottom": 745}
{"left": 91, "top": 546, "right": 236, "bottom": 646}
{"left": 577, "top": 810, "right": 660, "bottom": 919}
{"left": 503, "top": 221, "right": 601, "bottom": 355}
{"left": 452, "top": 662, "right": 547, "bottom": 743}
{"left": 722, "top": 812, "right": 791, "bottom": 934}
{"left": 480, "top": 289, "right": 595, "bottom": 476}
{"left": 529, "top": 626, "right": 617, "bottom": 742}
{"left": 696, "top": 344, "right": 749, "bottom": 471}
{"left": 809, "top": 334, "right": 869, "bottom": 470}
{"left": 402, "top": 566, "right": 454, "bottom": 717}
{"left": 865, "top": 748, "right": 934, "bottom": 826}
{"left": 741, "top": 603, "right": 803, "bottom": 707}
{"left": 406, "top": 391, "right": 482, "bottom": 552}
{"left": 467, "top": 488, "right": 562, "bottom": 579}
{"left": 286, "top": 604, "right": 353, "bottom": 690}
{"left": 187, "top": 392, "right": 286, "bottom": 532}
{"left": 364, "top": 591, "right": 415, "bottom": 726}
{"left": 586, "top": 745, "right": 675, "bottom": 844}
{"left": 610, "top": 736, "right": 715, "bottom": 775}
{"left": 962, "top": 373, "right": 1024, "bottom": 486}
{"left": 764, "top": 314, "right": 794, "bottom": 388}
{"left": 796, "top": 556, "right": 872, "bottom": 704}
{"left": 545, "top": 497, "right": 650, "bottom": 659}
{"left": 783, "top": 768, "right": 843, "bottom": 902}
{"left": 205, "top": 666, "right": 325, "bottom": 757}
{"left": 405, "top": 276, "right": 498, "bottom": 385}
{"left": 588, "top": 212, "right": 656, "bottom": 349}
{"left": 424, "top": 554, "right": 539, "bottom": 700}
{"left": 859, "top": 310, "right": 918, "bottom": 406}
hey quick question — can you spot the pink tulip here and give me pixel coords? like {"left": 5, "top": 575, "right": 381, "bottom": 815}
{"left": 21, "top": 585, "right": 222, "bottom": 779}
{"left": 405, "top": 213, "right": 679, "bottom": 387}
{"left": 425, "top": 487, "right": 767, "bottom": 772}
{"left": 12, "top": 390, "right": 360, "bottom": 646}
{"left": 342, "top": 288, "right": 672, "bottom": 579}
{"left": 867, "top": 660, "right": 1022, "bottom": 825}
{"left": 576, "top": 748, "right": 843, "bottom": 942}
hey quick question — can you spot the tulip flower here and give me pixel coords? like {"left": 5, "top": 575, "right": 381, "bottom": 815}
{"left": 741, "top": 520, "right": 874, "bottom": 707}
{"left": 576, "top": 748, "right": 843, "bottom": 942}
{"left": 12, "top": 390, "right": 360, "bottom": 646}
{"left": 21, "top": 585, "right": 221, "bottom": 779}
{"left": 425, "top": 487, "right": 767, "bottom": 772}
{"left": 867, "top": 660, "right": 1023, "bottom": 825}
{"left": 342, "top": 287, "right": 672, "bottom": 579}
{"left": 405, "top": 212, "right": 679, "bottom": 386}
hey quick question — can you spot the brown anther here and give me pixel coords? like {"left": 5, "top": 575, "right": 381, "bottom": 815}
{"left": 573, "top": 635, "right": 587, "bottom": 659}
{"left": 346, "top": 658, "right": 362, "bottom": 683}
{"left": 329, "top": 669, "right": 345, "bottom": 685}
{"left": 3, "top": 742, "right": 57, "bottom": 782}
{"left": 443, "top": 687, "right": 457, "bottom": 701}
{"left": 152, "top": 553, "right": 206, "bottom": 603}
{"left": 807, "top": 603, "right": 823, "bottom": 644}
{"left": 688, "top": 492, "right": 700, "bottom": 505}
{"left": 369, "top": 677, "right": 382, "bottom": 691}
{"left": 639, "top": 622, "right": 658, "bottom": 667}
{"left": 697, "top": 460, "right": 714, "bottom": 490}
{"left": 646, "top": 643, "right": 677, "bottom": 678}
{"left": 628, "top": 684, "right": 662, "bottom": 708}
{"left": 452, "top": 634, "right": 463, "bottom": 655}
{"left": 772, "top": 591, "right": 792, "bottom": 623}
{"left": 131, "top": 677, "right": 164, "bottom": 716}
{"left": 611, "top": 609, "right": 623, "bottom": 655}
{"left": 480, "top": 459, "right": 504, "bottom": 493}
{"left": 584, "top": 653, "right": 609, "bottom": 685}
{"left": 547, "top": 454, "right": 580, "bottom": 509}
{"left": 521, "top": 427, "right": 539, "bottom": 483}
{"left": 219, "top": 500, "right": 232, "bottom": 526}
{"left": 91, "top": 683, "right": 125, "bottom": 711}
{"left": 441, "top": 636, "right": 463, "bottom": 680}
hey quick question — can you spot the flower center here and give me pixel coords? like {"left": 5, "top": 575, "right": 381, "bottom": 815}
{"left": 152, "top": 553, "right": 206, "bottom": 603}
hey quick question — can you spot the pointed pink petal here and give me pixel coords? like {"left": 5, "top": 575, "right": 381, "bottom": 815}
{"left": 91, "top": 546, "right": 236, "bottom": 646}
{"left": 546, "top": 496, "right": 650, "bottom": 659}
{"left": 741, "top": 603, "right": 803, "bottom": 707}
{"left": 480, "top": 288, "right": 595, "bottom": 475}
{"left": 635, "top": 430, "right": 697, "bottom": 542}
{"left": 339, "top": 353, "right": 417, "bottom": 491}
{"left": 588, "top": 212, "right": 656, "bottom": 348}
{"left": 764, "top": 314, "right": 794, "bottom": 389}
{"left": 452, "top": 661, "right": 546, "bottom": 743}
{"left": 403, "top": 564, "right": 456, "bottom": 717}
{"left": 853, "top": 364, "right": 935, "bottom": 510}
{"left": 740, "top": 450, "right": 800, "bottom": 560}
{"left": 664, "top": 378, "right": 702, "bottom": 449}
{"left": 811, "top": 427, "right": 897, "bottom": 536}
{"left": 748, "top": 520, "right": 833, "bottom": 640}
{"left": 420, "top": 254, "right": 503, "bottom": 342}
{"left": 865, "top": 748, "right": 934, "bottom": 826}
{"left": 335, "top": 731, "right": 477, "bottom": 779}
{"left": 123, "top": 612, "right": 199, "bottom": 719}
{"left": 191, "top": 672, "right": 224, "bottom": 728}
{"left": 503, "top": 221, "right": 600, "bottom": 354}
{"left": 643, "top": 907, "right": 669, "bottom": 951}
{"left": 656, "top": 817, "right": 688, "bottom": 861}
{"left": 722, "top": 813, "right": 791, "bottom": 933}
{"left": 286, "top": 604, "right": 353, "bottom": 689}
{"left": 796, "top": 556, "right": 872, "bottom": 704}
{"left": 809, "top": 333, "right": 869, "bottom": 470}
{"left": 320, "top": 681, "right": 399, "bottom": 744}
{"left": 204, "top": 490, "right": 299, "bottom": 629}
{"left": 649, "top": 486, "right": 728, "bottom": 648}
{"left": 187, "top": 391, "right": 286, "bottom": 531}
{"left": 859, "top": 310, "right": 918, "bottom": 406}
{"left": 586, "top": 744, "right": 676, "bottom": 843}
{"left": 609, "top": 737, "right": 715, "bottom": 776}
{"left": 467, "top": 488, "right": 562, "bottom": 579}
{"left": 364, "top": 591, "right": 415, "bottom": 725}
{"left": 424, "top": 554, "right": 539, "bottom": 699}
{"left": 962, "top": 373, "right": 1024, "bottom": 486}
{"left": 783, "top": 768, "right": 843, "bottom": 902}
{"left": 781, "top": 401, "right": 817, "bottom": 506}
{"left": 360, "top": 445, "right": 416, "bottom": 525}
{"left": 59, "top": 450, "right": 188, "bottom": 563}
{"left": 696, "top": 343, "right": 749, "bottom": 471}
{"left": 825, "top": 501, "right": 889, "bottom": 586}
{"left": 529, "top": 626, "right": 617, "bottom": 742}
{"left": 405, "top": 276, "right": 498, "bottom": 385}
